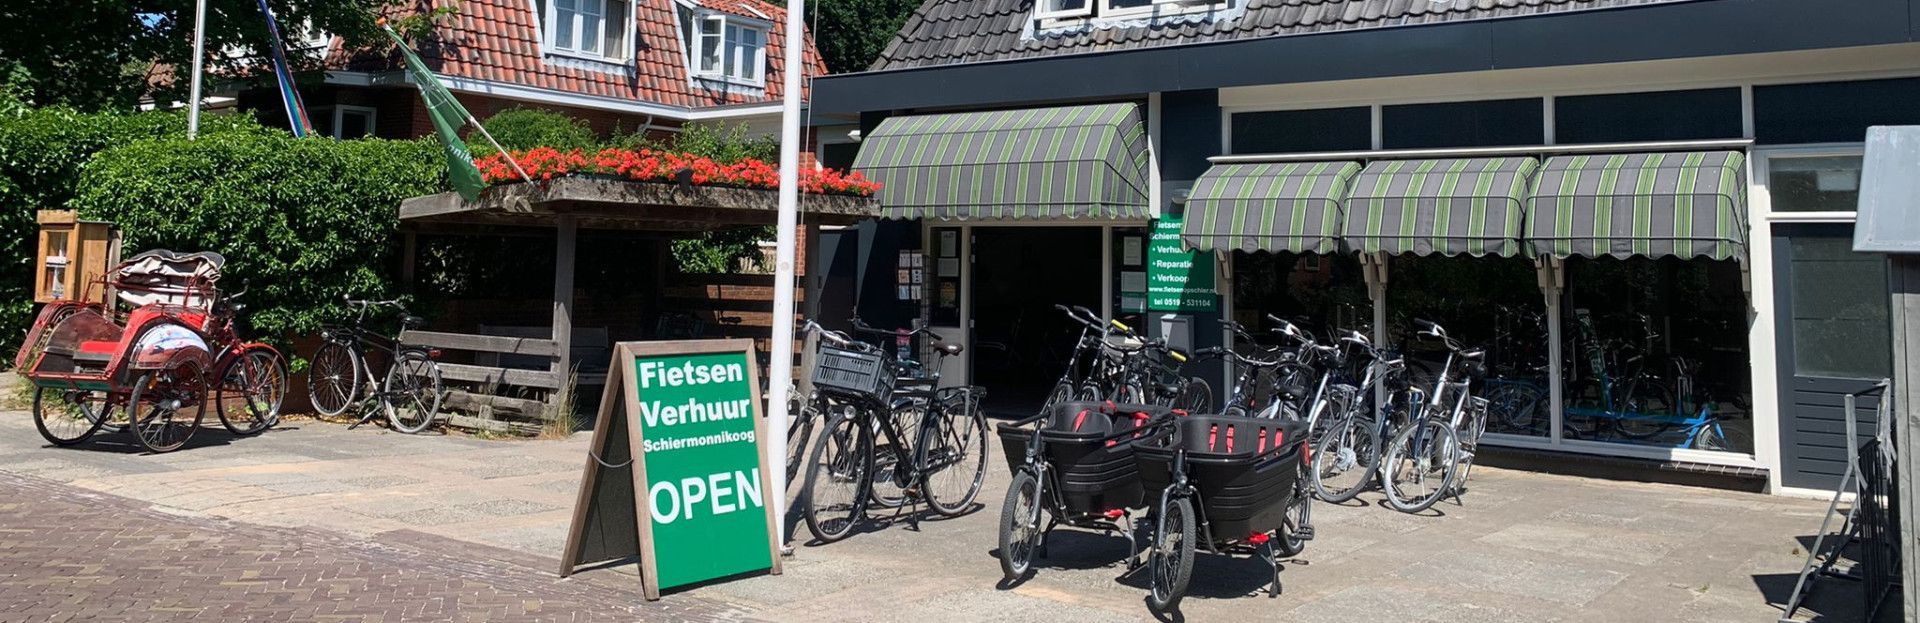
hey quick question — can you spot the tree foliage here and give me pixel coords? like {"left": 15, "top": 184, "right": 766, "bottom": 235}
{"left": 0, "top": 0, "right": 438, "bottom": 111}
{"left": 0, "top": 96, "right": 264, "bottom": 353}
{"left": 471, "top": 107, "right": 598, "bottom": 156}
{"left": 811, "top": 0, "right": 921, "bottom": 73}
{"left": 70, "top": 132, "right": 446, "bottom": 341}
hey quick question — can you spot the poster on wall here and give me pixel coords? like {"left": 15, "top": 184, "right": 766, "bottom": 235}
{"left": 1146, "top": 214, "right": 1216, "bottom": 312}
{"left": 1122, "top": 237, "right": 1144, "bottom": 266}
{"left": 559, "top": 340, "right": 782, "bottom": 600}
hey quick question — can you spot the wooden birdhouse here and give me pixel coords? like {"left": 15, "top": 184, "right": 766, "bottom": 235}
{"left": 34, "top": 210, "right": 118, "bottom": 303}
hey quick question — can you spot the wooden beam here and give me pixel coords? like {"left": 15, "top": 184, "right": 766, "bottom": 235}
{"left": 437, "top": 363, "right": 561, "bottom": 389}
{"left": 400, "top": 330, "right": 559, "bottom": 356}
{"left": 444, "top": 389, "right": 554, "bottom": 420}
{"left": 551, "top": 215, "right": 578, "bottom": 412}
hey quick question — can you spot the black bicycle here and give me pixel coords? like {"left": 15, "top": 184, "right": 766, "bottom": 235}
{"left": 801, "top": 320, "right": 989, "bottom": 543}
{"left": 305, "top": 297, "right": 444, "bottom": 434}
{"left": 1040, "top": 304, "right": 1106, "bottom": 414}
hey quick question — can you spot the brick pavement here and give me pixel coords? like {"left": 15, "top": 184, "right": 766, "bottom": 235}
{"left": 0, "top": 471, "right": 752, "bottom": 623}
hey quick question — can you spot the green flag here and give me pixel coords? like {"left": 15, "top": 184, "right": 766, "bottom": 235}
{"left": 383, "top": 27, "right": 486, "bottom": 201}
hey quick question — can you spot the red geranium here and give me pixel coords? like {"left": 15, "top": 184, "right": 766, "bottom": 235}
{"left": 472, "top": 147, "right": 882, "bottom": 197}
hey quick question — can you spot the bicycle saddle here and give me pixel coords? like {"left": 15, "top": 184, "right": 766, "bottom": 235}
{"left": 933, "top": 341, "right": 964, "bottom": 356}
{"left": 1462, "top": 349, "right": 1486, "bottom": 360}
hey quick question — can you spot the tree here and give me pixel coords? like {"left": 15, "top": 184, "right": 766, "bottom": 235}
{"left": 0, "top": 0, "right": 434, "bottom": 111}
{"left": 810, "top": 0, "right": 922, "bottom": 73}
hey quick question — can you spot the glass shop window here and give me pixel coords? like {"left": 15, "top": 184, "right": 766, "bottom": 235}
{"left": 1384, "top": 256, "right": 1547, "bottom": 439}
{"left": 1229, "top": 252, "right": 1369, "bottom": 346}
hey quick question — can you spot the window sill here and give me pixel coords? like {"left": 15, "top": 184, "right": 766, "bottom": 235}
{"left": 543, "top": 51, "right": 635, "bottom": 75}
{"left": 692, "top": 75, "right": 767, "bottom": 91}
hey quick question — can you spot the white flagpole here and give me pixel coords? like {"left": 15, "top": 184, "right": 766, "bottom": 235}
{"left": 187, "top": 0, "right": 208, "bottom": 139}
{"left": 766, "top": 0, "right": 806, "bottom": 554}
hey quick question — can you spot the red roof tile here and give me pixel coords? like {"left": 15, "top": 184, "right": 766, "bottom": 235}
{"left": 335, "top": 0, "right": 825, "bottom": 114}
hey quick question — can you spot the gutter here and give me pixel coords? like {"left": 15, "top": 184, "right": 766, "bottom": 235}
{"left": 326, "top": 70, "right": 795, "bottom": 122}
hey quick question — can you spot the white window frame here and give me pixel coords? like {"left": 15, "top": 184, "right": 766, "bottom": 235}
{"left": 538, "top": 0, "right": 636, "bottom": 62}
{"left": 1036, "top": 0, "right": 1226, "bottom": 25}
{"left": 295, "top": 21, "right": 332, "bottom": 50}
{"left": 313, "top": 105, "right": 378, "bottom": 139}
{"left": 1033, "top": 0, "right": 1093, "bottom": 21}
{"left": 1752, "top": 145, "right": 1867, "bottom": 224}
{"left": 688, "top": 12, "right": 768, "bottom": 88}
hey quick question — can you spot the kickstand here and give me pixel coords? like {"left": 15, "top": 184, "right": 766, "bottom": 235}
{"left": 347, "top": 402, "right": 382, "bottom": 430}
{"left": 1265, "top": 542, "right": 1284, "bottom": 598}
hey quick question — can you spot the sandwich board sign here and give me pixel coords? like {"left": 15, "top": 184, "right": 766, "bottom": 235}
{"left": 559, "top": 339, "right": 782, "bottom": 599}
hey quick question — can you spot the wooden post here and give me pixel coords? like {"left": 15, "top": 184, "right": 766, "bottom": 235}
{"left": 803, "top": 223, "right": 822, "bottom": 321}
{"left": 552, "top": 216, "right": 578, "bottom": 415}
{"left": 401, "top": 232, "right": 418, "bottom": 290}
{"left": 1893, "top": 255, "right": 1919, "bottom": 618}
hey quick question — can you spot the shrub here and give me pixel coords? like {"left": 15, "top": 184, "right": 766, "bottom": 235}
{"left": 614, "top": 121, "right": 777, "bottom": 165}
{"left": 471, "top": 107, "right": 597, "bottom": 155}
{"left": 0, "top": 105, "right": 265, "bottom": 356}
{"left": 70, "top": 132, "right": 446, "bottom": 342}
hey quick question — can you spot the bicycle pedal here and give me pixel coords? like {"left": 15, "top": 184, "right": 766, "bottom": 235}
{"left": 1294, "top": 526, "right": 1315, "bottom": 541}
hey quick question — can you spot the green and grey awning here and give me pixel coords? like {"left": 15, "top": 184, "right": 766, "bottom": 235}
{"left": 1343, "top": 157, "right": 1539, "bottom": 257}
{"left": 852, "top": 103, "right": 1152, "bottom": 221}
{"left": 1526, "top": 151, "right": 1748, "bottom": 260}
{"left": 1182, "top": 161, "right": 1361, "bottom": 254}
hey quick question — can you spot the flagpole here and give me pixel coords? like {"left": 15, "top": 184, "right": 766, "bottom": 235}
{"left": 187, "top": 0, "right": 208, "bottom": 139}
{"left": 766, "top": 0, "right": 806, "bottom": 555}
{"left": 381, "top": 23, "right": 532, "bottom": 184}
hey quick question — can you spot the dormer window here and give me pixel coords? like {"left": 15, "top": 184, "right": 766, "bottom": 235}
{"left": 688, "top": 13, "right": 767, "bottom": 86}
{"left": 1035, "top": 0, "right": 1229, "bottom": 23}
{"left": 540, "top": 0, "right": 633, "bottom": 61}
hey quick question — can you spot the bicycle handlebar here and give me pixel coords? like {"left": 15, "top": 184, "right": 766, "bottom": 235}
{"left": 849, "top": 317, "right": 945, "bottom": 343}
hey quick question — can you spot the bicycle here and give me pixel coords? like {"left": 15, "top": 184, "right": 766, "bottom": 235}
{"left": 1197, "top": 321, "right": 1295, "bottom": 419}
{"left": 800, "top": 319, "right": 989, "bottom": 543}
{"left": 305, "top": 297, "right": 445, "bottom": 434}
{"left": 1379, "top": 320, "right": 1489, "bottom": 514}
{"left": 1039, "top": 304, "right": 1108, "bottom": 414}
{"left": 1307, "top": 330, "right": 1417, "bottom": 503}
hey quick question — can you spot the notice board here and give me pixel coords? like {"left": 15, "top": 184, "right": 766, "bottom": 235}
{"left": 559, "top": 339, "right": 782, "bottom": 599}
{"left": 1147, "top": 214, "right": 1217, "bottom": 312}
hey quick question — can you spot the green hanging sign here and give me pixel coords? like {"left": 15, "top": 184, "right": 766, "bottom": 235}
{"left": 560, "top": 339, "right": 782, "bottom": 600}
{"left": 1147, "top": 214, "right": 1217, "bottom": 312}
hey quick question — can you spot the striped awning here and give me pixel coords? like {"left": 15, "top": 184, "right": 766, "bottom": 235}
{"left": 1343, "top": 157, "right": 1539, "bottom": 257}
{"left": 852, "top": 103, "right": 1151, "bottom": 221}
{"left": 1181, "top": 161, "right": 1361, "bottom": 254}
{"left": 1526, "top": 151, "right": 1748, "bottom": 260}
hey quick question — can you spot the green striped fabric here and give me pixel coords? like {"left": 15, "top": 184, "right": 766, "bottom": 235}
{"left": 1525, "top": 151, "right": 1748, "bottom": 260}
{"left": 1181, "top": 161, "right": 1361, "bottom": 254}
{"left": 852, "top": 103, "right": 1151, "bottom": 221}
{"left": 1343, "top": 157, "right": 1539, "bottom": 257}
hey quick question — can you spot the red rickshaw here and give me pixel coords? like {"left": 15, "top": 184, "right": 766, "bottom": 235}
{"left": 14, "top": 250, "right": 288, "bottom": 453}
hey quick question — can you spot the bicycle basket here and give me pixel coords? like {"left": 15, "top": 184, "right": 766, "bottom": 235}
{"left": 812, "top": 345, "right": 893, "bottom": 403}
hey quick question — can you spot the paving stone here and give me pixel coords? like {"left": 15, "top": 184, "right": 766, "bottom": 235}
{"left": 1477, "top": 522, "right": 1684, "bottom": 566}
{"left": 1283, "top": 585, "right": 1554, "bottom": 623}
{"left": 1395, "top": 548, "right": 1629, "bottom": 606}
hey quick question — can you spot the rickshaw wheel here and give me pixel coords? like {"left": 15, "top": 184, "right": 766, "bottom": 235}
{"left": 32, "top": 387, "right": 112, "bottom": 446}
{"left": 128, "top": 361, "right": 208, "bottom": 453}
{"left": 216, "top": 348, "right": 288, "bottom": 436}
{"left": 1148, "top": 495, "right": 1195, "bottom": 614}
{"left": 998, "top": 470, "right": 1042, "bottom": 581}
{"left": 1277, "top": 494, "right": 1310, "bottom": 558}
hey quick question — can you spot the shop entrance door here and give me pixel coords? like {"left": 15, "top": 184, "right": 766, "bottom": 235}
{"left": 1772, "top": 222, "right": 1892, "bottom": 490}
{"left": 970, "top": 227, "right": 1102, "bottom": 415}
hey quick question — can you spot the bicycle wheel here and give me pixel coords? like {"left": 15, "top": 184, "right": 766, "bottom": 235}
{"left": 1614, "top": 376, "right": 1676, "bottom": 440}
{"left": 305, "top": 340, "right": 360, "bottom": 418}
{"left": 1483, "top": 382, "right": 1543, "bottom": 435}
{"left": 1381, "top": 419, "right": 1458, "bottom": 514}
{"left": 128, "top": 362, "right": 208, "bottom": 453}
{"left": 998, "top": 468, "right": 1043, "bottom": 581}
{"left": 868, "top": 407, "right": 919, "bottom": 508}
{"left": 784, "top": 394, "right": 819, "bottom": 494}
{"left": 1278, "top": 479, "right": 1311, "bottom": 558}
{"left": 925, "top": 390, "right": 988, "bottom": 517}
{"left": 803, "top": 409, "right": 872, "bottom": 543}
{"left": 215, "top": 348, "right": 288, "bottom": 436}
{"left": 1563, "top": 378, "right": 1609, "bottom": 440}
{"left": 383, "top": 350, "right": 442, "bottom": 434}
{"left": 1041, "top": 380, "right": 1075, "bottom": 415}
{"left": 1113, "top": 382, "right": 1144, "bottom": 405}
{"left": 32, "top": 387, "right": 111, "bottom": 446}
{"left": 1148, "top": 494, "right": 1196, "bottom": 614}
{"left": 1076, "top": 381, "right": 1103, "bottom": 402}
{"left": 1311, "top": 415, "right": 1375, "bottom": 503}
{"left": 1172, "top": 377, "right": 1212, "bottom": 414}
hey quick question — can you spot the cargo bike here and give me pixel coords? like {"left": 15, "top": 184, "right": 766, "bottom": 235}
{"left": 995, "top": 400, "right": 1175, "bottom": 582}
{"left": 15, "top": 250, "right": 288, "bottom": 453}
{"left": 1134, "top": 414, "right": 1315, "bottom": 612}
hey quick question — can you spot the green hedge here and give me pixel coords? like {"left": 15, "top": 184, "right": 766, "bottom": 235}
{"left": 0, "top": 105, "right": 265, "bottom": 354}
{"left": 470, "top": 107, "right": 597, "bottom": 155}
{"left": 71, "top": 132, "right": 446, "bottom": 343}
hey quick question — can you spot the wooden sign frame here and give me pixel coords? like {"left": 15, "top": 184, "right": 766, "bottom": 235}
{"left": 558, "top": 339, "right": 783, "bottom": 600}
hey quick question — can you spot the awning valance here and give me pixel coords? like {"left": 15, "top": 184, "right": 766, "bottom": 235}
{"left": 1181, "top": 161, "right": 1360, "bottom": 254}
{"left": 852, "top": 103, "right": 1152, "bottom": 221}
{"left": 1343, "top": 157, "right": 1538, "bottom": 257}
{"left": 1526, "top": 151, "right": 1748, "bottom": 260}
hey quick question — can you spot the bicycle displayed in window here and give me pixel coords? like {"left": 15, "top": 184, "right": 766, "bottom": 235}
{"left": 800, "top": 319, "right": 988, "bottom": 543}
{"left": 1564, "top": 309, "right": 1736, "bottom": 450}
{"left": 305, "top": 297, "right": 444, "bottom": 434}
